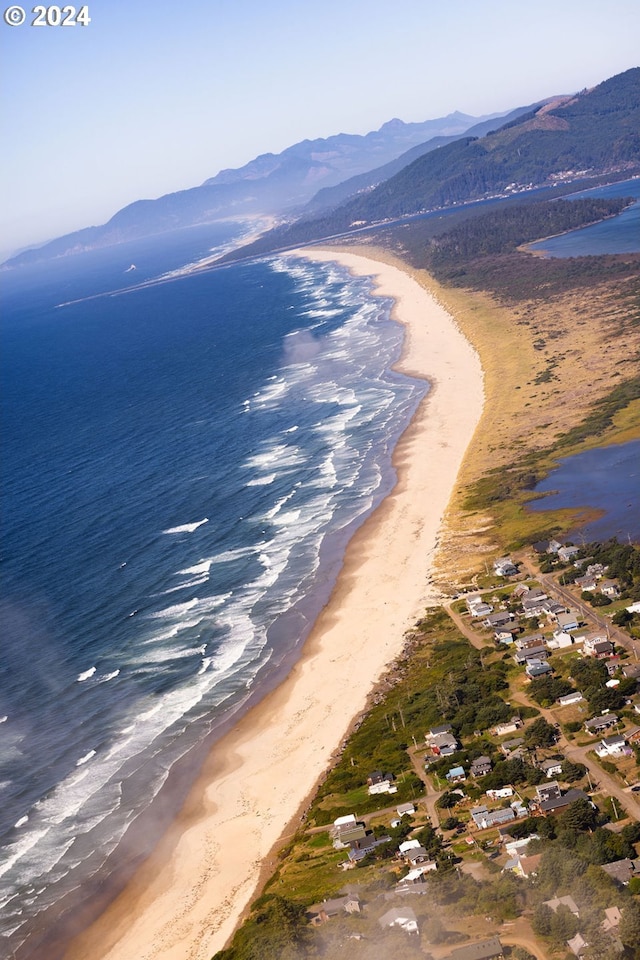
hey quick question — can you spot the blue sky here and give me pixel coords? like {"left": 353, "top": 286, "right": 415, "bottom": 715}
{"left": 1, "top": 0, "right": 639, "bottom": 255}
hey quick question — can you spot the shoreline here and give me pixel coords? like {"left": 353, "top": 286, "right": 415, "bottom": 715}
{"left": 62, "top": 248, "right": 484, "bottom": 960}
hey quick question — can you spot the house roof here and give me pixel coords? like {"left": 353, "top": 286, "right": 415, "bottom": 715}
{"left": 445, "top": 936, "right": 504, "bottom": 960}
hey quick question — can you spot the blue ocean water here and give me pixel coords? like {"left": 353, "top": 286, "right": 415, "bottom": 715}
{"left": 0, "top": 226, "right": 426, "bottom": 953}
{"left": 529, "top": 439, "right": 640, "bottom": 543}
{"left": 528, "top": 178, "right": 640, "bottom": 257}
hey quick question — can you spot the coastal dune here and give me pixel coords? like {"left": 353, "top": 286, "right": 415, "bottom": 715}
{"left": 63, "top": 250, "right": 484, "bottom": 960}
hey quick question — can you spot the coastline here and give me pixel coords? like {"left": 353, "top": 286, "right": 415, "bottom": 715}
{"left": 62, "top": 248, "right": 484, "bottom": 960}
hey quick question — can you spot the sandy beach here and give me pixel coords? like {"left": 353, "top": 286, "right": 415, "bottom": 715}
{"left": 63, "top": 249, "right": 484, "bottom": 960}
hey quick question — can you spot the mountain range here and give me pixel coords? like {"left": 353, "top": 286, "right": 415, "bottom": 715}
{"left": 216, "top": 67, "right": 640, "bottom": 263}
{"left": 5, "top": 67, "right": 639, "bottom": 269}
{"left": 4, "top": 111, "right": 505, "bottom": 267}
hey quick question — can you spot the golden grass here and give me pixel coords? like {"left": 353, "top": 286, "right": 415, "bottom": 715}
{"left": 324, "top": 241, "right": 640, "bottom": 587}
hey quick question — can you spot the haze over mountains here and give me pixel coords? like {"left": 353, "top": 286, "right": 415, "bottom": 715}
{"left": 5, "top": 67, "right": 639, "bottom": 269}
{"left": 220, "top": 67, "right": 640, "bottom": 263}
{"left": 3, "top": 110, "right": 502, "bottom": 267}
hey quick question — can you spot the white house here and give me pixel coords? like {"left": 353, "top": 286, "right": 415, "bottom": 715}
{"left": 378, "top": 906, "right": 419, "bottom": 935}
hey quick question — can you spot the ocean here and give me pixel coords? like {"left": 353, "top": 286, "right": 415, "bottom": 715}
{"left": 0, "top": 223, "right": 426, "bottom": 955}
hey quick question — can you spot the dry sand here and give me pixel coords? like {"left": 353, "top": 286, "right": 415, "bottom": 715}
{"left": 63, "top": 249, "right": 484, "bottom": 960}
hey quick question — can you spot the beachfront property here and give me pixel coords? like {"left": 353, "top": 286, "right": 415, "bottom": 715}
{"left": 306, "top": 895, "right": 361, "bottom": 924}
{"left": 467, "top": 595, "right": 493, "bottom": 618}
{"left": 493, "top": 557, "right": 518, "bottom": 577}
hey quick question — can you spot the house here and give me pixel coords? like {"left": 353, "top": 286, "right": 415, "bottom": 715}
{"left": 555, "top": 611, "right": 580, "bottom": 632}
{"left": 399, "top": 839, "right": 421, "bottom": 853}
{"left": 515, "top": 633, "right": 546, "bottom": 650}
{"left": 511, "top": 853, "right": 542, "bottom": 878}
{"left": 333, "top": 823, "right": 367, "bottom": 848}
{"left": 367, "top": 771, "right": 393, "bottom": 787}
{"left": 405, "top": 845, "right": 432, "bottom": 866}
{"left": 537, "top": 788, "right": 589, "bottom": 816}
{"left": 493, "top": 557, "right": 517, "bottom": 577}
{"left": 567, "top": 933, "right": 589, "bottom": 957}
{"left": 601, "top": 858, "right": 640, "bottom": 885}
{"left": 558, "top": 691, "right": 584, "bottom": 706}
{"left": 600, "top": 580, "right": 621, "bottom": 598}
{"left": 596, "top": 734, "right": 628, "bottom": 757}
{"left": 467, "top": 596, "right": 493, "bottom": 617}
{"left": 526, "top": 659, "right": 552, "bottom": 678}
{"left": 347, "top": 834, "right": 391, "bottom": 863}
{"left": 602, "top": 906, "right": 622, "bottom": 933}
{"left": 626, "top": 601, "right": 640, "bottom": 614}
{"left": 396, "top": 863, "right": 437, "bottom": 889}
{"left": 428, "top": 723, "right": 453, "bottom": 738}
{"left": 543, "top": 599, "right": 567, "bottom": 617}
{"left": 584, "top": 714, "right": 619, "bottom": 735}
{"left": 547, "top": 539, "right": 563, "bottom": 554}
{"left": 544, "top": 895, "right": 580, "bottom": 917}
{"left": 536, "top": 781, "right": 561, "bottom": 803}
{"left": 378, "top": 906, "right": 419, "bottom": 935}
{"left": 522, "top": 594, "right": 548, "bottom": 614}
{"left": 515, "top": 646, "right": 548, "bottom": 666}
{"left": 495, "top": 719, "right": 522, "bottom": 737}
{"left": 500, "top": 737, "right": 524, "bottom": 756}
{"left": 494, "top": 625, "right": 519, "bottom": 643}
{"left": 558, "top": 545, "right": 580, "bottom": 562}
{"left": 470, "top": 756, "right": 492, "bottom": 777}
{"left": 575, "top": 574, "right": 598, "bottom": 591}
{"left": 368, "top": 779, "right": 397, "bottom": 795}
{"left": 584, "top": 637, "right": 615, "bottom": 658}
{"left": 307, "top": 895, "right": 361, "bottom": 924}
{"left": 470, "top": 805, "right": 516, "bottom": 829}
{"left": 446, "top": 765, "right": 466, "bottom": 782}
{"left": 429, "top": 732, "right": 459, "bottom": 756}
{"left": 483, "top": 610, "right": 515, "bottom": 628}
{"left": 548, "top": 630, "right": 575, "bottom": 649}
{"left": 487, "top": 787, "right": 514, "bottom": 799}
{"left": 396, "top": 802, "right": 415, "bottom": 817}
{"left": 539, "top": 758, "right": 563, "bottom": 778}
{"left": 445, "top": 936, "right": 504, "bottom": 960}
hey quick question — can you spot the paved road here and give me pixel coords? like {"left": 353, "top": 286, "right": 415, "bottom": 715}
{"left": 519, "top": 555, "right": 640, "bottom": 662}
{"left": 444, "top": 582, "right": 640, "bottom": 822}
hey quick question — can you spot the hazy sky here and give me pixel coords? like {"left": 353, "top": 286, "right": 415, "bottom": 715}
{"left": 1, "top": 0, "right": 639, "bottom": 255}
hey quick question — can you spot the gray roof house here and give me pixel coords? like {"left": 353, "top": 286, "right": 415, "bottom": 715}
{"left": 445, "top": 937, "right": 504, "bottom": 960}
{"left": 584, "top": 714, "right": 619, "bottom": 735}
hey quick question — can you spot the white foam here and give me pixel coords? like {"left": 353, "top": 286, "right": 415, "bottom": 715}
{"left": 97, "top": 670, "right": 120, "bottom": 684}
{"left": 246, "top": 473, "right": 276, "bottom": 487}
{"left": 14, "top": 816, "right": 28, "bottom": 829}
{"left": 76, "top": 667, "right": 96, "bottom": 682}
{"left": 178, "top": 560, "right": 212, "bottom": 576}
{"left": 148, "top": 598, "right": 200, "bottom": 620}
{"left": 76, "top": 750, "right": 96, "bottom": 767}
{"left": 162, "top": 518, "right": 209, "bottom": 535}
